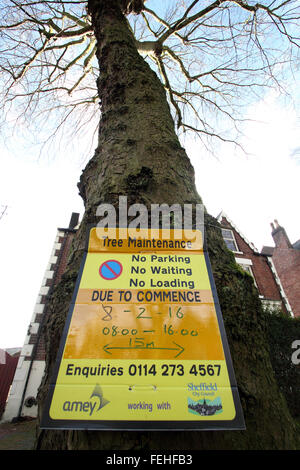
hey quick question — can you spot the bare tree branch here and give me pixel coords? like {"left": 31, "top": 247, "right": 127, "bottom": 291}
{"left": 0, "top": 0, "right": 299, "bottom": 155}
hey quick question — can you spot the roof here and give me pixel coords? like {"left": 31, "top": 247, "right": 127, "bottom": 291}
{"left": 5, "top": 348, "right": 21, "bottom": 357}
{"left": 217, "top": 210, "right": 259, "bottom": 254}
{"left": 293, "top": 239, "right": 300, "bottom": 250}
{"left": 261, "top": 246, "right": 274, "bottom": 256}
{"left": 58, "top": 212, "right": 80, "bottom": 233}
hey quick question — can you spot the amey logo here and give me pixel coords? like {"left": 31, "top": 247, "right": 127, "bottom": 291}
{"left": 62, "top": 384, "right": 109, "bottom": 416}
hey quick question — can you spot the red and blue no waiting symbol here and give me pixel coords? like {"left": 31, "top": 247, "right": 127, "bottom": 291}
{"left": 99, "top": 260, "right": 123, "bottom": 280}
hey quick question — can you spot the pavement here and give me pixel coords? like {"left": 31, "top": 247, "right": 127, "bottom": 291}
{"left": 0, "top": 418, "right": 37, "bottom": 450}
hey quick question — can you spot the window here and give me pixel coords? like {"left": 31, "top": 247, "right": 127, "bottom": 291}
{"left": 240, "top": 264, "right": 251, "bottom": 275}
{"left": 221, "top": 229, "right": 239, "bottom": 252}
{"left": 236, "top": 259, "right": 258, "bottom": 287}
{"left": 240, "top": 264, "right": 254, "bottom": 277}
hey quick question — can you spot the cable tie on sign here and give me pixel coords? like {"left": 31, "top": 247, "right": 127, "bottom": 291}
{"left": 129, "top": 384, "right": 157, "bottom": 391}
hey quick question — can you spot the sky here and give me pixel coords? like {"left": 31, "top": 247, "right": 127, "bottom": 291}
{"left": 0, "top": 87, "right": 299, "bottom": 350}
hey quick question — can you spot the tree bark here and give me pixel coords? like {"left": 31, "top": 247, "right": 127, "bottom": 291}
{"left": 35, "top": 0, "right": 299, "bottom": 450}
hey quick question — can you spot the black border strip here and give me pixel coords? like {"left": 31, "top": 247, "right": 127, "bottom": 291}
{"left": 40, "top": 226, "right": 245, "bottom": 431}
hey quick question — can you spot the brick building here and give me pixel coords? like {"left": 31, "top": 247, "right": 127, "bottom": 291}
{"left": 217, "top": 212, "right": 293, "bottom": 316}
{"left": 1, "top": 213, "right": 79, "bottom": 422}
{"left": 261, "top": 220, "right": 300, "bottom": 318}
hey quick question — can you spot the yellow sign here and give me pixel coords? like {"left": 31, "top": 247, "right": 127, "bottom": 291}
{"left": 41, "top": 227, "right": 245, "bottom": 430}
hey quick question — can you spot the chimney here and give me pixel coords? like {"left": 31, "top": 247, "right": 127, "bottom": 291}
{"left": 69, "top": 212, "right": 80, "bottom": 230}
{"left": 271, "top": 219, "right": 292, "bottom": 248}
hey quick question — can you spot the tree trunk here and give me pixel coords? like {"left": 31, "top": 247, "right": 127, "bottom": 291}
{"left": 35, "top": 0, "right": 299, "bottom": 450}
